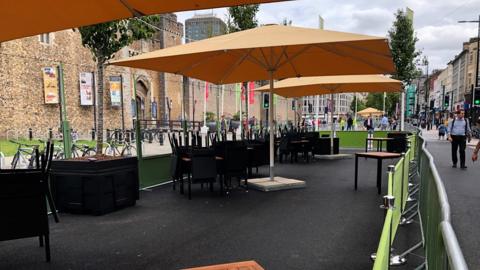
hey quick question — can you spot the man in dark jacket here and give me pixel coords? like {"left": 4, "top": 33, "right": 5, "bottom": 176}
{"left": 448, "top": 110, "right": 471, "bottom": 169}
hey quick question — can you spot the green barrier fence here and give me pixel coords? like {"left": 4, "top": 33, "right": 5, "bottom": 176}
{"left": 318, "top": 131, "right": 388, "bottom": 148}
{"left": 417, "top": 135, "right": 468, "bottom": 270}
{"left": 372, "top": 133, "right": 468, "bottom": 269}
{"left": 373, "top": 209, "right": 393, "bottom": 270}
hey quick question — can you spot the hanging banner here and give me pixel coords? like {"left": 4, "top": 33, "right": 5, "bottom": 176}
{"left": 42, "top": 67, "right": 59, "bottom": 104}
{"left": 248, "top": 81, "right": 255, "bottom": 104}
{"left": 79, "top": 72, "right": 94, "bottom": 105}
{"left": 205, "top": 82, "right": 209, "bottom": 99}
{"left": 241, "top": 83, "right": 246, "bottom": 101}
{"left": 109, "top": 76, "right": 122, "bottom": 107}
{"left": 151, "top": 101, "right": 157, "bottom": 119}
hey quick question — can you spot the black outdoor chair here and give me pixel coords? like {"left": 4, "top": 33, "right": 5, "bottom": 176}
{"left": 0, "top": 144, "right": 57, "bottom": 262}
{"left": 215, "top": 141, "right": 248, "bottom": 194}
{"left": 187, "top": 148, "right": 217, "bottom": 200}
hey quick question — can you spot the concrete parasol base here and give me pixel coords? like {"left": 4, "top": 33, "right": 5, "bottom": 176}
{"left": 248, "top": 177, "right": 306, "bottom": 192}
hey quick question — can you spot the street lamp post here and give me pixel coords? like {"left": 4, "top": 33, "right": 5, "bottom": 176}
{"left": 459, "top": 15, "right": 480, "bottom": 108}
{"left": 420, "top": 56, "right": 429, "bottom": 122}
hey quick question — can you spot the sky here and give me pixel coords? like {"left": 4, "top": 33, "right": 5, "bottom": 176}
{"left": 175, "top": 0, "right": 480, "bottom": 72}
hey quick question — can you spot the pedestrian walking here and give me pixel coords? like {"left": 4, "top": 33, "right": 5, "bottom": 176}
{"left": 472, "top": 139, "right": 480, "bottom": 162}
{"left": 448, "top": 110, "right": 472, "bottom": 169}
{"left": 380, "top": 115, "right": 388, "bottom": 130}
{"left": 438, "top": 123, "right": 447, "bottom": 140}
{"left": 340, "top": 117, "right": 346, "bottom": 131}
{"left": 347, "top": 116, "right": 353, "bottom": 131}
{"left": 364, "top": 114, "right": 374, "bottom": 150}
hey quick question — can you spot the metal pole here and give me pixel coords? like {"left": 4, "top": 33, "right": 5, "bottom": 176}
{"left": 383, "top": 92, "right": 386, "bottom": 114}
{"left": 120, "top": 75, "right": 125, "bottom": 131}
{"left": 315, "top": 95, "right": 320, "bottom": 131}
{"left": 216, "top": 85, "right": 220, "bottom": 138}
{"left": 401, "top": 87, "right": 405, "bottom": 131}
{"left": 474, "top": 15, "right": 480, "bottom": 107}
{"left": 269, "top": 71, "right": 275, "bottom": 181}
{"left": 92, "top": 71, "right": 97, "bottom": 139}
{"left": 58, "top": 64, "right": 72, "bottom": 159}
{"left": 355, "top": 93, "right": 358, "bottom": 129}
{"left": 330, "top": 92, "right": 335, "bottom": 154}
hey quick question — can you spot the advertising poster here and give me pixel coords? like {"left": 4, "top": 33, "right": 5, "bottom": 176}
{"left": 42, "top": 67, "right": 59, "bottom": 104}
{"left": 151, "top": 101, "right": 157, "bottom": 119}
{"left": 79, "top": 72, "right": 94, "bottom": 105}
{"left": 109, "top": 76, "right": 122, "bottom": 107}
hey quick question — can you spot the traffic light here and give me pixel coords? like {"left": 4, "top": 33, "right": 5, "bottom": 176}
{"left": 444, "top": 95, "right": 450, "bottom": 108}
{"left": 263, "top": 93, "right": 270, "bottom": 109}
{"left": 474, "top": 88, "right": 480, "bottom": 106}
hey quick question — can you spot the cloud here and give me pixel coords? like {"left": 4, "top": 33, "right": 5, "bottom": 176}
{"left": 175, "top": 0, "right": 480, "bottom": 70}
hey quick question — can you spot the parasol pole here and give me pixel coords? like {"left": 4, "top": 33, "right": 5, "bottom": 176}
{"left": 269, "top": 71, "right": 275, "bottom": 181}
{"left": 330, "top": 92, "right": 335, "bottom": 154}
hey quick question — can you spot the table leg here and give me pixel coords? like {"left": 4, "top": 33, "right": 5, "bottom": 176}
{"left": 355, "top": 155, "right": 358, "bottom": 190}
{"left": 377, "top": 159, "right": 382, "bottom": 194}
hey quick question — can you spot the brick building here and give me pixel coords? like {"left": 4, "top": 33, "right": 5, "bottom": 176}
{"left": 0, "top": 13, "right": 295, "bottom": 139}
{"left": 0, "top": 14, "right": 183, "bottom": 139}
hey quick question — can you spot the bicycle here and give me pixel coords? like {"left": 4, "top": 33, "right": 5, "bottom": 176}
{"left": 39, "top": 139, "right": 64, "bottom": 159}
{"left": 72, "top": 143, "right": 97, "bottom": 157}
{"left": 104, "top": 139, "right": 136, "bottom": 157}
{"left": 10, "top": 140, "right": 40, "bottom": 169}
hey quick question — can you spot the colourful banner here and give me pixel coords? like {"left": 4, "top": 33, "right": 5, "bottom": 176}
{"left": 205, "top": 82, "right": 209, "bottom": 99}
{"left": 248, "top": 81, "right": 255, "bottom": 104}
{"left": 109, "top": 76, "right": 122, "bottom": 107}
{"left": 241, "top": 83, "right": 246, "bottom": 101}
{"left": 42, "top": 67, "right": 59, "bottom": 104}
{"left": 79, "top": 72, "right": 94, "bottom": 106}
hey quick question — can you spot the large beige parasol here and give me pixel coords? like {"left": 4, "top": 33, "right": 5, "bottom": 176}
{"left": 111, "top": 24, "right": 396, "bottom": 182}
{"left": 0, "top": 0, "right": 288, "bottom": 42}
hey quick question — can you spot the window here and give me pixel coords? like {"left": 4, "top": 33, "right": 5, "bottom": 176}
{"left": 39, "top": 33, "right": 51, "bottom": 44}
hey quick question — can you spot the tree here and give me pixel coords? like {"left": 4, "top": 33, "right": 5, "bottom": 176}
{"left": 226, "top": 5, "right": 260, "bottom": 128}
{"left": 350, "top": 95, "right": 366, "bottom": 112}
{"left": 365, "top": 93, "right": 384, "bottom": 111}
{"left": 79, "top": 17, "right": 158, "bottom": 154}
{"left": 226, "top": 5, "right": 260, "bottom": 33}
{"left": 387, "top": 9, "right": 420, "bottom": 118}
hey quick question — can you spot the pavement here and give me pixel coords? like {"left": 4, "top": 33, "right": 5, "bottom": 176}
{"left": 420, "top": 128, "right": 479, "bottom": 269}
{"left": 0, "top": 150, "right": 422, "bottom": 270}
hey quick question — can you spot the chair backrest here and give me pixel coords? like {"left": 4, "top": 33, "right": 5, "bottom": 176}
{"left": 191, "top": 148, "right": 217, "bottom": 180}
{"left": 224, "top": 142, "right": 247, "bottom": 173}
{"left": 0, "top": 170, "right": 48, "bottom": 241}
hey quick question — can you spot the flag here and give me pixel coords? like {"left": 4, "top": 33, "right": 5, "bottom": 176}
{"left": 248, "top": 81, "right": 255, "bottom": 104}
{"left": 205, "top": 82, "right": 209, "bottom": 99}
{"left": 241, "top": 83, "right": 246, "bottom": 101}
{"left": 235, "top": 83, "right": 241, "bottom": 106}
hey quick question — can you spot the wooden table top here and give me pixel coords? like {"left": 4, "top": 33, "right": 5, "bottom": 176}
{"left": 183, "top": 260, "right": 264, "bottom": 270}
{"left": 355, "top": 152, "right": 401, "bottom": 158}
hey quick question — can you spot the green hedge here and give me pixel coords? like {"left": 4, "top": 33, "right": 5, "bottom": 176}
{"left": 318, "top": 131, "right": 389, "bottom": 148}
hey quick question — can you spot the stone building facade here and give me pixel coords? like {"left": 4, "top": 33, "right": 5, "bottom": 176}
{"left": 0, "top": 14, "right": 184, "bottom": 139}
{"left": 0, "top": 13, "right": 296, "bottom": 139}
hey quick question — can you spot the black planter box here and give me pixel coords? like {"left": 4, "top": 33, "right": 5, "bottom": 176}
{"left": 50, "top": 157, "right": 139, "bottom": 215}
{"left": 387, "top": 132, "right": 412, "bottom": 153}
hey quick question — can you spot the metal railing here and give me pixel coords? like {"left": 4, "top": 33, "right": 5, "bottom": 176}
{"left": 417, "top": 135, "right": 468, "bottom": 270}
{"left": 372, "top": 132, "right": 468, "bottom": 270}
